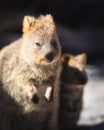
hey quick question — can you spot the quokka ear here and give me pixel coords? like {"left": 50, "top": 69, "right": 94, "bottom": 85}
{"left": 45, "top": 14, "right": 53, "bottom": 21}
{"left": 39, "top": 14, "right": 54, "bottom": 22}
{"left": 39, "top": 14, "right": 54, "bottom": 26}
{"left": 22, "top": 15, "right": 35, "bottom": 33}
{"left": 61, "top": 54, "right": 71, "bottom": 66}
{"left": 74, "top": 53, "right": 87, "bottom": 65}
{"left": 69, "top": 53, "right": 87, "bottom": 71}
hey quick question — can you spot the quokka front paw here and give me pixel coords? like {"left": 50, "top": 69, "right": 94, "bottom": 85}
{"left": 44, "top": 86, "right": 53, "bottom": 102}
{"left": 25, "top": 85, "right": 39, "bottom": 104}
{"left": 31, "top": 94, "right": 39, "bottom": 104}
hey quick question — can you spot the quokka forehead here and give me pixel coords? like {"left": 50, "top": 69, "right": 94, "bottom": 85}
{"left": 23, "top": 14, "right": 56, "bottom": 36}
{"left": 33, "top": 20, "right": 56, "bottom": 33}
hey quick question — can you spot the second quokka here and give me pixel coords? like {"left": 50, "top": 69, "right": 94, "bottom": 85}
{"left": 0, "top": 14, "right": 61, "bottom": 130}
{"left": 59, "top": 53, "right": 88, "bottom": 130}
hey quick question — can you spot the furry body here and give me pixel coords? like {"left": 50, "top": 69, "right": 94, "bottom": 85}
{"left": 0, "top": 14, "right": 61, "bottom": 130}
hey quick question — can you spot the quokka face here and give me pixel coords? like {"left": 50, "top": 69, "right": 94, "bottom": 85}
{"left": 61, "top": 53, "right": 87, "bottom": 85}
{"left": 21, "top": 15, "right": 61, "bottom": 65}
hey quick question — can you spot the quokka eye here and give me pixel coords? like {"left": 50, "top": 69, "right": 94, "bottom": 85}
{"left": 35, "top": 42, "right": 41, "bottom": 47}
{"left": 51, "top": 40, "right": 58, "bottom": 49}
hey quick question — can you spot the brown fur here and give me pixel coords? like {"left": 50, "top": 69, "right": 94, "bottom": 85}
{"left": 0, "top": 14, "right": 61, "bottom": 130}
{"left": 59, "top": 53, "right": 88, "bottom": 129}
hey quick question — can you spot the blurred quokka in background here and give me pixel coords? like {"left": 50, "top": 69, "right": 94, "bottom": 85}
{"left": 0, "top": 14, "right": 61, "bottom": 130}
{"left": 59, "top": 53, "right": 88, "bottom": 130}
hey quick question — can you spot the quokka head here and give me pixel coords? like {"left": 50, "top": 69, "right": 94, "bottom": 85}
{"left": 61, "top": 53, "right": 88, "bottom": 84}
{"left": 21, "top": 14, "right": 61, "bottom": 65}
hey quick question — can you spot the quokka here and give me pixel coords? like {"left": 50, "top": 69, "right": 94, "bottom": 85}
{"left": 59, "top": 53, "right": 88, "bottom": 130}
{"left": 0, "top": 14, "right": 61, "bottom": 130}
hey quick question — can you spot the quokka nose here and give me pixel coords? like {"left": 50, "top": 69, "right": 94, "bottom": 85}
{"left": 45, "top": 52, "right": 54, "bottom": 62}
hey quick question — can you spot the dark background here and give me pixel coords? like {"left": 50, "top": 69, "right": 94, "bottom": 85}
{"left": 0, "top": 1, "right": 104, "bottom": 130}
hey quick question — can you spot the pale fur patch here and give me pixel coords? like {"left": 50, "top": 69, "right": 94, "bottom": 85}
{"left": 44, "top": 86, "right": 53, "bottom": 102}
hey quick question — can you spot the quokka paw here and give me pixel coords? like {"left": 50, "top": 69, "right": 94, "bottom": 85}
{"left": 31, "top": 94, "right": 39, "bottom": 104}
{"left": 44, "top": 86, "right": 53, "bottom": 102}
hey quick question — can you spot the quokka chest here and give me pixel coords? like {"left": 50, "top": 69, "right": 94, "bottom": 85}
{"left": 30, "top": 76, "right": 55, "bottom": 87}
{"left": 28, "top": 65, "right": 58, "bottom": 86}
{"left": 29, "top": 75, "right": 56, "bottom": 100}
